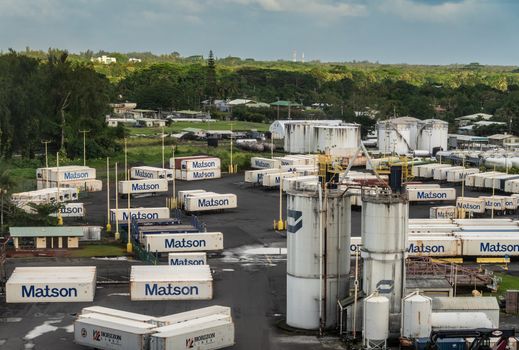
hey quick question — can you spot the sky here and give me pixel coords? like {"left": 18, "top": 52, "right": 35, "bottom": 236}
{"left": 0, "top": 0, "right": 517, "bottom": 65}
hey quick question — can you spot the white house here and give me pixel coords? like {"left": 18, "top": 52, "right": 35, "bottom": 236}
{"left": 91, "top": 55, "right": 117, "bottom": 64}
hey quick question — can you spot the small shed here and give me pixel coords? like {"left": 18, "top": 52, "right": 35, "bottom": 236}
{"left": 406, "top": 278, "right": 453, "bottom": 297}
{"left": 432, "top": 296, "right": 500, "bottom": 328}
{"left": 10, "top": 226, "right": 84, "bottom": 250}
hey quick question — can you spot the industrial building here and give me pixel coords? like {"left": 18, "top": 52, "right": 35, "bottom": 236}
{"left": 269, "top": 119, "right": 342, "bottom": 139}
{"left": 376, "top": 117, "right": 448, "bottom": 155}
{"left": 10, "top": 226, "right": 83, "bottom": 250}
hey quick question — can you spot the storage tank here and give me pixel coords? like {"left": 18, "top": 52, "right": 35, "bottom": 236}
{"left": 361, "top": 190, "right": 408, "bottom": 333}
{"left": 376, "top": 117, "right": 419, "bottom": 155}
{"left": 284, "top": 122, "right": 315, "bottom": 153}
{"left": 286, "top": 181, "right": 351, "bottom": 330}
{"left": 417, "top": 119, "right": 448, "bottom": 154}
{"left": 313, "top": 124, "right": 360, "bottom": 157}
{"left": 402, "top": 292, "right": 432, "bottom": 339}
{"left": 363, "top": 294, "right": 390, "bottom": 349}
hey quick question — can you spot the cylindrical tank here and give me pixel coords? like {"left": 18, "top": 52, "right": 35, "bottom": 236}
{"left": 402, "top": 292, "right": 432, "bottom": 339}
{"left": 286, "top": 185, "right": 351, "bottom": 330}
{"left": 417, "top": 119, "right": 448, "bottom": 153}
{"left": 284, "top": 122, "right": 315, "bottom": 153}
{"left": 361, "top": 191, "right": 408, "bottom": 330}
{"left": 364, "top": 294, "right": 390, "bottom": 345}
{"left": 376, "top": 118, "right": 416, "bottom": 155}
{"left": 431, "top": 312, "right": 492, "bottom": 330}
{"left": 484, "top": 157, "right": 512, "bottom": 169}
{"left": 313, "top": 124, "right": 360, "bottom": 157}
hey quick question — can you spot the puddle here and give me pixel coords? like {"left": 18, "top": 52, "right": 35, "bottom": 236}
{"left": 24, "top": 320, "right": 61, "bottom": 340}
{"left": 243, "top": 247, "right": 287, "bottom": 255}
{"left": 63, "top": 324, "right": 74, "bottom": 333}
{"left": 0, "top": 317, "right": 22, "bottom": 323}
{"left": 108, "top": 292, "right": 130, "bottom": 296}
{"left": 221, "top": 245, "right": 287, "bottom": 266}
{"left": 222, "top": 268, "right": 235, "bottom": 272}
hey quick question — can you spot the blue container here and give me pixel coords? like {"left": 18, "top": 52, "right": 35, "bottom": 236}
{"left": 436, "top": 338, "right": 466, "bottom": 350}
{"left": 415, "top": 338, "right": 430, "bottom": 350}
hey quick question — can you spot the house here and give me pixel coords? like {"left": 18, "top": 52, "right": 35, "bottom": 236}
{"left": 202, "top": 99, "right": 230, "bottom": 112}
{"left": 91, "top": 55, "right": 117, "bottom": 64}
{"left": 455, "top": 113, "right": 493, "bottom": 127}
{"left": 128, "top": 58, "right": 142, "bottom": 63}
{"left": 171, "top": 110, "right": 211, "bottom": 119}
{"left": 110, "top": 102, "right": 137, "bottom": 114}
{"left": 487, "top": 134, "right": 519, "bottom": 148}
{"left": 458, "top": 121, "right": 506, "bottom": 135}
{"left": 270, "top": 100, "right": 302, "bottom": 109}
{"left": 447, "top": 134, "right": 488, "bottom": 149}
{"left": 106, "top": 117, "right": 138, "bottom": 127}
{"left": 10, "top": 226, "right": 84, "bottom": 250}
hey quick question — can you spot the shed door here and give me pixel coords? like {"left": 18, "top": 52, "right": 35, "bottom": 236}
{"left": 62, "top": 237, "right": 68, "bottom": 248}
{"left": 46, "top": 237, "right": 52, "bottom": 249}
{"left": 53, "top": 237, "right": 59, "bottom": 248}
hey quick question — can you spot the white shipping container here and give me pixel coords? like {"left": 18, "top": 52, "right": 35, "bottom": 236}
{"left": 493, "top": 196, "right": 518, "bottom": 210}
{"left": 144, "top": 232, "right": 223, "bottom": 253}
{"left": 405, "top": 184, "right": 440, "bottom": 190}
{"left": 6, "top": 266, "right": 96, "bottom": 303}
{"left": 74, "top": 314, "right": 156, "bottom": 350}
{"left": 244, "top": 169, "right": 280, "bottom": 184}
{"left": 275, "top": 156, "right": 309, "bottom": 166}
{"left": 446, "top": 168, "right": 480, "bottom": 183}
{"left": 262, "top": 172, "right": 298, "bottom": 187}
{"left": 118, "top": 179, "right": 168, "bottom": 195}
{"left": 433, "top": 166, "right": 464, "bottom": 181}
{"left": 419, "top": 164, "right": 452, "bottom": 178}
{"left": 178, "top": 169, "right": 221, "bottom": 181}
{"left": 181, "top": 157, "right": 221, "bottom": 171}
{"left": 474, "top": 172, "right": 504, "bottom": 188}
{"left": 130, "top": 265, "right": 213, "bottom": 301}
{"left": 43, "top": 167, "right": 96, "bottom": 182}
{"left": 407, "top": 188, "right": 456, "bottom": 202}
{"left": 110, "top": 207, "right": 170, "bottom": 222}
{"left": 461, "top": 236, "right": 519, "bottom": 256}
{"left": 250, "top": 157, "right": 281, "bottom": 169}
{"left": 184, "top": 193, "right": 237, "bottom": 212}
{"left": 456, "top": 197, "right": 486, "bottom": 214}
{"left": 407, "top": 237, "right": 461, "bottom": 257}
{"left": 178, "top": 190, "right": 206, "bottom": 207}
{"left": 81, "top": 306, "right": 158, "bottom": 324}
{"left": 155, "top": 306, "right": 231, "bottom": 326}
{"left": 49, "top": 202, "right": 85, "bottom": 218}
{"left": 282, "top": 176, "right": 319, "bottom": 192}
{"left": 150, "top": 317, "right": 234, "bottom": 350}
{"left": 131, "top": 166, "right": 174, "bottom": 180}
{"left": 480, "top": 196, "right": 506, "bottom": 211}
{"left": 505, "top": 179, "right": 519, "bottom": 193}
{"left": 429, "top": 206, "right": 456, "bottom": 219}
{"left": 168, "top": 252, "right": 207, "bottom": 266}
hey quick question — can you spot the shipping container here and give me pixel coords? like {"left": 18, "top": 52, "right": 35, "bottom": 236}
{"left": 178, "top": 190, "right": 207, "bottom": 206}
{"left": 484, "top": 174, "right": 519, "bottom": 190}
{"left": 407, "top": 188, "right": 456, "bottom": 202}
{"left": 184, "top": 193, "right": 237, "bottom": 212}
{"left": 155, "top": 306, "right": 231, "bottom": 326}
{"left": 493, "top": 196, "right": 519, "bottom": 211}
{"left": 110, "top": 207, "right": 170, "bottom": 222}
{"left": 37, "top": 178, "right": 103, "bottom": 192}
{"left": 274, "top": 156, "right": 310, "bottom": 166}
{"left": 168, "top": 252, "right": 207, "bottom": 266}
{"left": 429, "top": 206, "right": 457, "bottom": 219}
{"left": 169, "top": 155, "right": 209, "bottom": 170}
{"left": 456, "top": 197, "right": 486, "bottom": 214}
{"left": 49, "top": 202, "right": 85, "bottom": 218}
{"left": 407, "top": 236, "right": 461, "bottom": 257}
{"left": 81, "top": 306, "right": 158, "bottom": 324}
{"left": 144, "top": 232, "right": 223, "bottom": 253}
{"left": 250, "top": 157, "right": 281, "bottom": 169}
{"left": 150, "top": 315, "right": 234, "bottom": 350}
{"left": 244, "top": 169, "right": 281, "bottom": 184}
{"left": 479, "top": 196, "right": 507, "bottom": 212}
{"left": 181, "top": 157, "right": 220, "bottom": 171}
{"left": 505, "top": 179, "right": 519, "bottom": 193}
{"left": 461, "top": 236, "right": 519, "bottom": 256}
{"left": 40, "top": 167, "right": 96, "bottom": 182}
{"left": 419, "top": 164, "right": 452, "bottom": 179}
{"left": 74, "top": 313, "right": 156, "bottom": 350}
{"left": 262, "top": 172, "right": 299, "bottom": 187}
{"left": 138, "top": 225, "right": 199, "bottom": 243}
{"left": 131, "top": 166, "right": 174, "bottom": 180}
{"left": 473, "top": 172, "right": 504, "bottom": 188}
{"left": 130, "top": 265, "right": 213, "bottom": 301}
{"left": 282, "top": 176, "right": 319, "bottom": 192}
{"left": 433, "top": 166, "right": 464, "bottom": 181}
{"left": 446, "top": 168, "right": 480, "bottom": 183}
{"left": 6, "top": 266, "right": 96, "bottom": 303}
{"left": 118, "top": 179, "right": 168, "bottom": 195}
{"left": 177, "top": 169, "right": 222, "bottom": 181}
{"left": 405, "top": 184, "right": 440, "bottom": 190}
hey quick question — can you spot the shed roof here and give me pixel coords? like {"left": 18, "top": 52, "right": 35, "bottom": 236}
{"left": 10, "top": 226, "right": 84, "bottom": 237}
{"left": 488, "top": 134, "right": 515, "bottom": 140}
{"left": 432, "top": 296, "right": 499, "bottom": 310}
{"left": 270, "top": 100, "right": 302, "bottom": 107}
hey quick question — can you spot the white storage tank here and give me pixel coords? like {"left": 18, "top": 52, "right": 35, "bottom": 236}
{"left": 417, "top": 119, "right": 448, "bottom": 153}
{"left": 284, "top": 122, "right": 315, "bottom": 154}
{"left": 402, "top": 292, "right": 432, "bottom": 339}
{"left": 312, "top": 124, "right": 360, "bottom": 157}
{"left": 285, "top": 182, "right": 351, "bottom": 330}
{"left": 363, "top": 294, "right": 389, "bottom": 348}
{"left": 377, "top": 117, "right": 419, "bottom": 155}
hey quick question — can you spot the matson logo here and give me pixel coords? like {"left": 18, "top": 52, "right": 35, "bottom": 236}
{"left": 480, "top": 242, "right": 519, "bottom": 253}
{"left": 192, "top": 171, "right": 217, "bottom": 179}
{"left": 165, "top": 238, "right": 207, "bottom": 249}
{"left": 198, "top": 198, "right": 229, "bottom": 207}
{"left": 121, "top": 212, "right": 159, "bottom": 220}
{"left": 59, "top": 206, "right": 83, "bottom": 214}
{"left": 255, "top": 160, "right": 272, "bottom": 168}
{"left": 134, "top": 169, "right": 154, "bottom": 178}
{"left": 191, "top": 160, "right": 217, "bottom": 169}
{"left": 457, "top": 202, "right": 482, "bottom": 210}
{"left": 64, "top": 172, "right": 90, "bottom": 180}
{"left": 407, "top": 243, "right": 445, "bottom": 254}
{"left": 21, "top": 285, "right": 78, "bottom": 298}
{"left": 131, "top": 183, "right": 160, "bottom": 192}
{"left": 170, "top": 258, "right": 205, "bottom": 265}
{"left": 416, "top": 191, "right": 447, "bottom": 200}
{"left": 145, "top": 284, "right": 199, "bottom": 296}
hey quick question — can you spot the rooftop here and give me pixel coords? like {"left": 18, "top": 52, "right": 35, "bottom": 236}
{"left": 455, "top": 113, "right": 493, "bottom": 121}
{"left": 10, "top": 226, "right": 84, "bottom": 237}
{"left": 270, "top": 100, "right": 302, "bottom": 107}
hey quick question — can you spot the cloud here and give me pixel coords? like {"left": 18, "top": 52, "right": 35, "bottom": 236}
{"left": 375, "top": 0, "right": 479, "bottom": 22}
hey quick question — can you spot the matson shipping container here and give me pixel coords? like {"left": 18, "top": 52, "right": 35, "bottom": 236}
{"left": 433, "top": 166, "right": 464, "bottom": 181}
{"left": 131, "top": 166, "right": 174, "bottom": 180}
{"left": 505, "top": 179, "right": 519, "bottom": 193}
{"left": 144, "top": 232, "right": 223, "bottom": 253}
{"left": 262, "top": 172, "right": 300, "bottom": 187}
{"left": 169, "top": 155, "right": 210, "bottom": 169}
{"left": 176, "top": 169, "right": 222, "bottom": 181}
{"left": 405, "top": 184, "right": 440, "bottom": 190}
{"left": 178, "top": 190, "right": 207, "bottom": 207}
{"left": 250, "top": 157, "right": 281, "bottom": 169}
{"left": 130, "top": 265, "right": 213, "bottom": 301}
{"left": 149, "top": 315, "right": 234, "bottom": 350}
{"left": 110, "top": 207, "right": 170, "bottom": 222}
{"left": 473, "top": 172, "right": 504, "bottom": 188}
{"left": 118, "top": 179, "right": 168, "bottom": 195}
{"left": 37, "top": 179, "right": 103, "bottom": 192}
{"left": 168, "top": 252, "right": 207, "bottom": 266}
{"left": 493, "top": 196, "right": 519, "bottom": 211}
{"left": 480, "top": 196, "right": 506, "bottom": 212}
{"left": 38, "top": 167, "right": 96, "bottom": 182}
{"left": 74, "top": 313, "right": 156, "bottom": 350}
{"left": 181, "top": 157, "right": 220, "bottom": 171}
{"left": 456, "top": 197, "right": 486, "bottom": 214}
{"left": 244, "top": 169, "right": 281, "bottom": 184}
{"left": 461, "top": 236, "right": 519, "bottom": 256}
{"left": 407, "top": 188, "right": 456, "bottom": 202}
{"left": 429, "top": 206, "right": 456, "bottom": 219}
{"left": 406, "top": 236, "right": 461, "bottom": 257}
{"left": 155, "top": 306, "right": 231, "bottom": 326}
{"left": 184, "top": 193, "right": 237, "bottom": 212}
{"left": 50, "top": 202, "right": 85, "bottom": 218}
{"left": 6, "top": 266, "right": 96, "bottom": 303}
{"left": 446, "top": 168, "right": 480, "bottom": 183}
{"left": 419, "top": 164, "right": 452, "bottom": 178}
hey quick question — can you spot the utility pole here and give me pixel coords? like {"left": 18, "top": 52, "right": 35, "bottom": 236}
{"left": 127, "top": 170, "right": 132, "bottom": 253}
{"left": 41, "top": 140, "right": 51, "bottom": 188}
{"left": 79, "top": 130, "right": 90, "bottom": 166}
{"left": 106, "top": 157, "right": 111, "bottom": 233}
{"left": 124, "top": 138, "right": 128, "bottom": 180}
{"left": 114, "top": 162, "right": 120, "bottom": 240}
{"left": 171, "top": 146, "right": 177, "bottom": 208}
{"left": 162, "top": 127, "right": 165, "bottom": 169}
{"left": 56, "top": 152, "right": 63, "bottom": 226}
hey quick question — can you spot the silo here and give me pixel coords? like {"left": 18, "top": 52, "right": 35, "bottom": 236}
{"left": 402, "top": 292, "right": 432, "bottom": 339}
{"left": 376, "top": 118, "right": 418, "bottom": 155}
{"left": 313, "top": 124, "right": 360, "bottom": 157}
{"left": 361, "top": 190, "right": 408, "bottom": 333}
{"left": 286, "top": 182, "right": 351, "bottom": 330}
{"left": 417, "top": 119, "right": 448, "bottom": 153}
{"left": 364, "top": 294, "right": 390, "bottom": 349}
{"left": 284, "top": 122, "right": 315, "bottom": 153}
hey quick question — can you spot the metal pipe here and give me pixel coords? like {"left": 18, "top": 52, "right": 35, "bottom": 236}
{"left": 115, "top": 162, "right": 119, "bottom": 240}
{"left": 323, "top": 185, "right": 328, "bottom": 331}
{"left": 318, "top": 184, "right": 324, "bottom": 335}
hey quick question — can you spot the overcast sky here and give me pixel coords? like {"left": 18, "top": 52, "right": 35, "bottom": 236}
{"left": 0, "top": 0, "right": 516, "bottom": 65}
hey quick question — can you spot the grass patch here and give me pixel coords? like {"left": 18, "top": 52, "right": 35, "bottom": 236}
{"left": 493, "top": 272, "right": 519, "bottom": 296}
{"left": 69, "top": 243, "right": 127, "bottom": 257}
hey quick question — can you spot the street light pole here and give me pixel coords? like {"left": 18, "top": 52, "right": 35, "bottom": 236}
{"left": 114, "top": 162, "right": 120, "bottom": 240}
{"left": 161, "top": 127, "right": 165, "bottom": 169}
{"left": 106, "top": 157, "right": 111, "bottom": 233}
{"left": 41, "top": 140, "right": 51, "bottom": 188}
{"left": 124, "top": 138, "right": 128, "bottom": 180}
{"left": 79, "top": 130, "right": 90, "bottom": 166}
